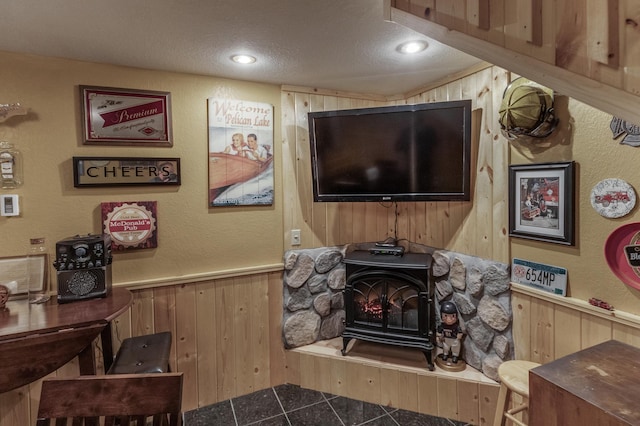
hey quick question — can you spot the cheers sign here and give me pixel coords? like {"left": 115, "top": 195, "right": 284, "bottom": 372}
{"left": 73, "top": 157, "right": 181, "bottom": 187}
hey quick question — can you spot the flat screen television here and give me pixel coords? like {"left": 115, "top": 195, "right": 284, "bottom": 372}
{"left": 308, "top": 100, "right": 472, "bottom": 202}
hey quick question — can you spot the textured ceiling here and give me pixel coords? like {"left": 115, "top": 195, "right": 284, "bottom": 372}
{"left": 0, "top": 0, "right": 482, "bottom": 96}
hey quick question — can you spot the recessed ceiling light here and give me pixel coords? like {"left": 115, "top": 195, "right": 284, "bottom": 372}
{"left": 231, "top": 54, "right": 257, "bottom": 64}
{"left": 396, "top": 40, "right": 428, "bottom": 54}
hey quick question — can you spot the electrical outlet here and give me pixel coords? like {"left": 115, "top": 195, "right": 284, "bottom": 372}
{"left": 291, "top": 229, "right": 301, "bottom": 246}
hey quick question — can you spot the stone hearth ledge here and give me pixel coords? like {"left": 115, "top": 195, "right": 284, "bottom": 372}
{"left": 292, "top": 337, "right": 496, "bottom": 384}
{"left": 282, "top": 242, "right": 513, "bottom": 381}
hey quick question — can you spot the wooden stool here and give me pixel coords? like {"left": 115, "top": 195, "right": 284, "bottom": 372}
{"left": 493, "top": 360, "right": 540, "bottom": 426}
{"left": 107, "top": 332, "right": 172, "bottom": 374}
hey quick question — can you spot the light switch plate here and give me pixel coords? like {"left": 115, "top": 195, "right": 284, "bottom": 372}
{"left": 1, "top": 194, "right": 19, "bottom": 216}
{"left": 291, "top": 229, "right": 301, "bottom": 246}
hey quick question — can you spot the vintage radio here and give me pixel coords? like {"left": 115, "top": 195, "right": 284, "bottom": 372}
{"left": 53, "top": 234, "right": 112, "bottom": 303}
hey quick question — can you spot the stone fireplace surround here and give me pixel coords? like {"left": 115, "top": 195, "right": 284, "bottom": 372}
{"left": 282, "top": 242, "right": 513, "bottom": 381}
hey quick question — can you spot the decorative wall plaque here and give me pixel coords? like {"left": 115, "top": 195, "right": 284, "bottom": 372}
{"left": 511, "top": 258, "right": 568, "bottom": 296}
{"left": 207, "top": 98, "right": 274, "bottom": 207}
{"left": 610, "top": 117, "right": 640, "bottom": 147}
{"left": 605, "top": 222, "right": 640, "bottom": 291}
{"left": 80, "top": 86, "right": 172, "bottom": 146}
{"left": 73, "top": 157, "right": 180, "bottom": 187}
{"left": 0, "top": 103, "right": 27, "bottom": 123}
{"left": 101, "top": 201, "right": 158, "bottom": 250}
{"left": 590, "top": 178, "right": 636, "bottom": 218}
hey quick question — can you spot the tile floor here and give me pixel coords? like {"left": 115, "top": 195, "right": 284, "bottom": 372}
{"left": 183, "top": 383, "right": 470, "bottom": 426}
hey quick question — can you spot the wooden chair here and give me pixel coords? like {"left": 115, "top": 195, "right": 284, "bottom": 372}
{"left": 36, "top": 372, "right": 183, "bottom": 426}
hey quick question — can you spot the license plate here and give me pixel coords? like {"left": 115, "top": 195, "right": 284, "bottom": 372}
{"left": 511, "top": 258, "right": 567, "bottom": 296}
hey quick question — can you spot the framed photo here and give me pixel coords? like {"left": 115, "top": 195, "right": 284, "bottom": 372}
{"left": 80, "top": 85, "right": 172, "bottom": 146}
{"left": 73, "top": 157, "right": 180, "bottom": 187}
{"left": 509, "top": 161, "right": 575, "bottom": 245}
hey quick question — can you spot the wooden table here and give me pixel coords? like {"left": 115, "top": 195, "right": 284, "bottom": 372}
{"left": 529, "top": 340, "right": 640, "bottom": 426}
{"left": 0, "top": 287, "right": 132, "bottom": 393}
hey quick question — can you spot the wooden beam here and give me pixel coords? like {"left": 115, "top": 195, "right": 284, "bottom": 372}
{"left": 383, "top": 0, "right": 393, "bottom": 21}
{"left": 467, "top": 0, "right": 490, "bottom": 30}
{"left": 587, "top": 0, "right": 620, "bottom": 67}
{"left": 390, "top": 6, "right": 640, "bottom": 126}
{"left": 531, "top": 0, "right": 543, "bottom": 46}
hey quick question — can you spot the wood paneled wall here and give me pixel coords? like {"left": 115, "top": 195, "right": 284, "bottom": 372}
{"left": 512, "top": 283, "right": 640, "bottom": 364}
{"left": 0, "top": 271, "right": 287, "bottom": 425}
{"left": 393, "top": 0, "right": 640, "bottom": 97}
{"left": 5, "top": 274, "right": 640, "bottom": 424}
{"left": 115, "top": 273, "right": 288, "bottom": 410}
{"left": 281, "top": 65, "right": 510, "bottom": 264}
{"left": 390, "top": 1, "right": 640, "bottom": 128}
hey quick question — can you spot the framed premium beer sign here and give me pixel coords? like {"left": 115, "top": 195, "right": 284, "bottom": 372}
{"left": 80, "top": 85, "right": 172, "bottom": 146}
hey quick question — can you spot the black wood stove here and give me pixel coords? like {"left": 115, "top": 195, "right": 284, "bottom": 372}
{"left": 342, "top": 250, "right": 434, "bottom": 370}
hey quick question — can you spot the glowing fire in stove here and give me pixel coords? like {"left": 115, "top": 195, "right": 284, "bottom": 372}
{"left": 361, "top": 299, "right": 383, "bottom": 318}
{"left": 358, "top": 297, "right": 404, "bottom": 320}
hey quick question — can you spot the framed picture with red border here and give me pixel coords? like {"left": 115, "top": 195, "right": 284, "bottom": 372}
{"left": 80, "top": 85, "right": 172, "bottom": 146}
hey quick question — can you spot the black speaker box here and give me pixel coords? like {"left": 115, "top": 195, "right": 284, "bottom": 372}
{"left": 54, "top": 234, "right": 113, "bottom": 303}
{"left": 56, "top": 266, "right": 112, "bottom": 303}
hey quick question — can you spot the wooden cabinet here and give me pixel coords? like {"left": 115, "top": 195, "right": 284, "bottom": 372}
{"left": 529, "top": 340, "right": 640, "bottom": 426}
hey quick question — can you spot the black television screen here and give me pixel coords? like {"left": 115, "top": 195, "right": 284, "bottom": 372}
{"left": 308, "top": 100, "right": 472, "bottom": 202}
